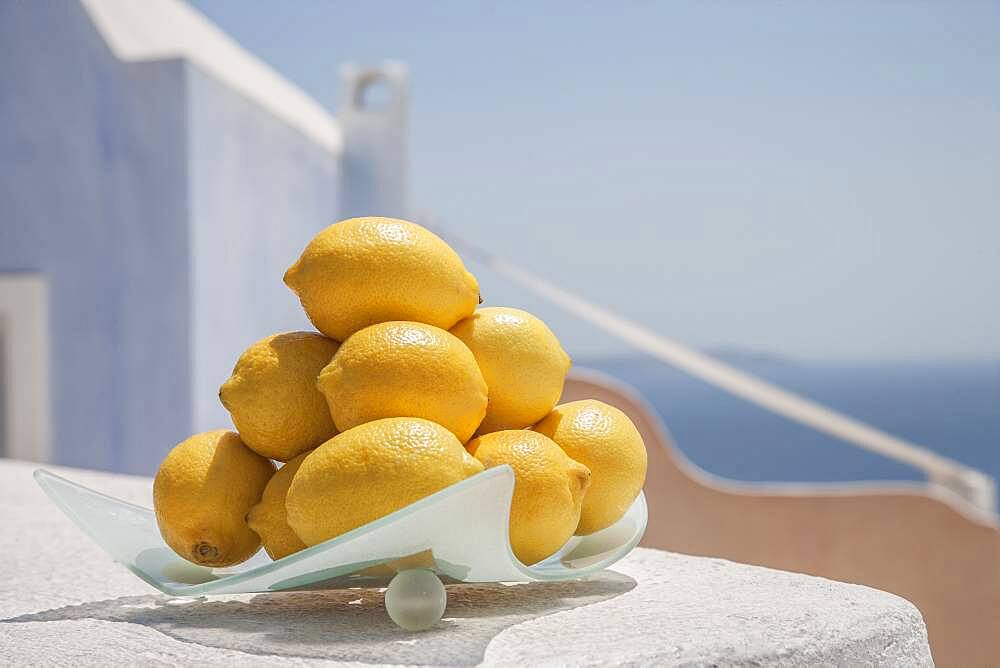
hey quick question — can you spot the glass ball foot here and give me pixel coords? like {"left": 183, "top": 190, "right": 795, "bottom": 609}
{"left": 385, "top": 568, "right": 447, "bottom": 631}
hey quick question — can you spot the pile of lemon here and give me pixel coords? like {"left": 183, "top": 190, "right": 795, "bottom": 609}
{"left": 154, "top": 217, "right": 647, "bottom": 568}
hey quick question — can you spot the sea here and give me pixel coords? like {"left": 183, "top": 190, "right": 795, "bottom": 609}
{"left": 577, "top": 354, "right": 1000, "bottom": 485}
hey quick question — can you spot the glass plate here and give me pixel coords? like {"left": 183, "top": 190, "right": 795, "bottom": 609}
{"left": 34, "top": 465, "right": 647, "bottom": 596}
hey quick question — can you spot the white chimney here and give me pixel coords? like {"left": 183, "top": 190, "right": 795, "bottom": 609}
{"left": 338, "top": 61, "right": 409, "bottom": 219}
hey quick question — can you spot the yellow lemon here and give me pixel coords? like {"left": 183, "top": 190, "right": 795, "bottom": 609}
{"left": 285, "top": 418, "right": 484, "bottom": 546}
{"left": 153, "top": 430, "right": 275, "bottom": 567}
{"left": 219, "top": 332, "right": 339, "bottom": 461}
{"left": 534, "top": 400, "right": 647, "bottom": 535}
{"left": 467, "top": 430, "right": 590, "bottom": 565}
{"left": 317, "top": 321, "right": 488, "bottom": 442}
{"left": 284, "top": 217, "right": 480, "bottom": 341}
{"left": 450, "top": 307, "right": 571, "bottom": 434}
{"left": 246, "top": 451, "right": 311, "bottom": 560}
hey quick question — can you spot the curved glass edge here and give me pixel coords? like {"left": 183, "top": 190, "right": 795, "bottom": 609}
{"left": 34, "top": 466, "right": 518, "bottom": 595}
{"left": 518, "top": 491, "right": 648, "bottom": 581}
{"left": 162, "top": 465, "right": 522, "bottom": 596}
{"left": 34, "top": 468, "right": 155, "bottom": 524}
{"left": 34, "top": 465, "right": 647, "bottom": 595}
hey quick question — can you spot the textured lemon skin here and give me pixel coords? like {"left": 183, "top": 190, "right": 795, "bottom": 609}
{"left": 534, "top": 400, "right": 647, "bottom": 535}
{"left": 153, "top": 430, "right": 275, "bottom": 567}
{"left": 317, "top": 321, "right": 488, "bottom": 442}
{"left": 246, "top": 451, "right": 311, "bottom": 560}
{"left": 451, "top": 307, "right": 571, "bottom": 434}
{"left": 219, "top": 332, "right": 340, "bottom": 462}
{"left": 283, "top": 217, "right": 480, "bottom": 341}
{"left": 286, "top": 418, "right": 484, "bottom": 546}
{"left": 467, "top": 430, "right": 590, "bottom": 565}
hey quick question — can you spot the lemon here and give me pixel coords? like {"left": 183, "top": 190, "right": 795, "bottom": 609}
{"left": 534, "top": 400, "right": 647, "bottom": 535}
{"left": 153, "top": 430, "right": 275, "bottom": 567}
{"left": 284, "top": 217, "right": 480, "bottom": 341}
{"left": 219, "top": 332, "right": 339, "bottom": 461}
{"left": 286, "top": 418, "right": 484, "bottom": 546}
{"left": 317, "top": 321, "right": 488, "bottom": 442}
{"left": 467, "top": 430, "right": 590, "bottom": 565}
{"left": 450, "top": 307, "right": 571, "bottom": 434}
{"left": 246, "top": 451, "right": 311, "bottom": 560}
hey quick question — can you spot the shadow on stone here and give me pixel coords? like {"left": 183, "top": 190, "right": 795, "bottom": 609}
{"left": 2, "top": 571, "right": 636, "bottom": 665}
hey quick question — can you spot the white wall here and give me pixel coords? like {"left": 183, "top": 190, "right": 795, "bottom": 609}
{"left": 0, "top": 1, "right": 192, "bottom": 473}
{"left": 0, "top": 276, "right": 50, "bottom": 462}
{"left": 0, "top": 2, "right": 404, "bottom": 473}
{"left": 186, "top": 66, "right": 341, "bottom": 435}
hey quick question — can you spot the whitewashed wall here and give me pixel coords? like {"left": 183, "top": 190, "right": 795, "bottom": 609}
{"left": 186, "top": 66, "right": 340, "bottom": 437}
{"left": 0, "top": 2, "right": 191, "bottom": 474}
{"left": 0, "top": 2, "right": 367, "bottom": 474}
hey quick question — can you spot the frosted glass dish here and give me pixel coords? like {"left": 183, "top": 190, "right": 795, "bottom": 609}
{"left": 34, "top": 465, "right": 647, "bottom": 596}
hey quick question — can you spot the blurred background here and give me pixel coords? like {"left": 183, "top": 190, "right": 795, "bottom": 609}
{"left": 1, "top": 0, "right": 997, "bottom": 485}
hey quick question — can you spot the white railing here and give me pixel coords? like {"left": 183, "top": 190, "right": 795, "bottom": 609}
{"left": 431, "top": 223, "right": 997, "bottom": 513}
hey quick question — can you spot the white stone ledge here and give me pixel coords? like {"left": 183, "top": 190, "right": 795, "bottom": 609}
{"left": 0, "top": 459, "right": 932, "bottom": 666}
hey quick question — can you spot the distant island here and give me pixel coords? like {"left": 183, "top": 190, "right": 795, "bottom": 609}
{"left": 700, "top": 347, "right": 797, "bottom": 367}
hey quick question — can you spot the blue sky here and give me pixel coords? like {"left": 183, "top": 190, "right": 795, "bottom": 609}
{"left": 191, "top": 1, "right": 1000, "bottom": 360}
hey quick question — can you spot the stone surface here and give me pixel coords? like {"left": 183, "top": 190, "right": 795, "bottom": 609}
{"left": 0, "top": 459, "right": 933, "bottom": 666}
